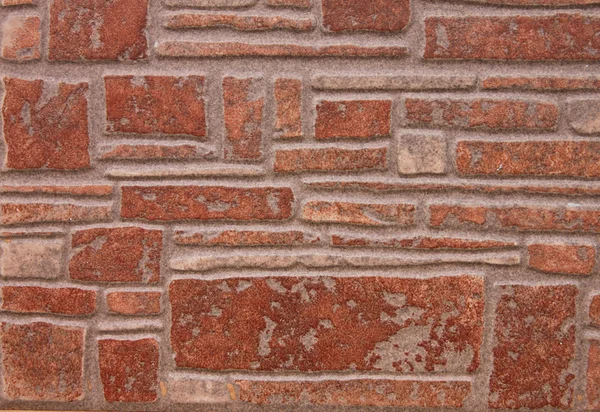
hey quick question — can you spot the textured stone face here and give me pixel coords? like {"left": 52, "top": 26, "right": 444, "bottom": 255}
{"left": 489, "top": 285, "right": 577, "bottom": 409}
{"left": 70, "top": 227, "right": 163, "bottom": 283}
{"left": 120, "top": 186, "right": 294, "bottom": 221}
{"left": 1, "top": 322, "right": 85, "bottom": 401}
{"left": 425, "top": 15, "right": 600, "bottom": 61}
{"left": 169, "top": 276, "right": 484, "bottom": 372}
{"left": 2, "top": 77, "right": 90, "bottom": 170}
{"left": 274, "top": 147, "right": 387, "bottom": 173}
{"left": 98, "top": 338, "right": 159, "bottom": 402}
{"left": 105, "top": 76, "right": 206, "bottom": 137}
{"left": 49, "top": 0, "right": 148, "bottom": 61}
{"left": 0, "top": 240, "right": 62, "bottom": 279}
{"left": 321, "top": 0, "right": 410, "bottom": 32}
{"left": 315, "top": 100, "right": 392, "bottom": 139}
{"left": 457, "top": 141, "right": 600, "bottom": 177}
{"left": 1, "top": 15, "right": 40, "bottom": 61}
{"left": 528, "top": 244, "right": 596, "bottom": 275}
{"left": 1, "top": 286, "right": 96, "bottom": 315}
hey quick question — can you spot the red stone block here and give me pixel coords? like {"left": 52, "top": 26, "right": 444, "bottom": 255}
{"left": 2, "top": 77, "right": 90, "bottom": 170}
{"left": 105, "top": 76, "right": 206, "bottom": 137}
{"left": 528, "top": 244, "right": 596, "bottom": 275}
{"left": 70, "top": 227, "right": 162, "bottom": 283}
{"left": 489, "top": 285, "right": 577, "bottom": 408}
{"left": 1, "top": 322, "right": 84, "bottom": 401}
{"left": 106, "top": 291, "right": 161, "bottom": 315}
{"left": 316, "top": 100, "right": 392, "bottom": 139}
{"left": 49, "top": 0, "right": 148, "bottom": 61}
{"left": 120, "top": 186, "right": 294, "bottom": 222}
{"left": 322, "top": 0, "right": 410, "bottom": 32}
{"left": 99, "top": 338, "right": 159, "bottom": 402}
{"left": 1, "top": 286, "right": 96, "bottom": 315}
{"left": 169, "top": 276, "right": 484, "bottom": 372}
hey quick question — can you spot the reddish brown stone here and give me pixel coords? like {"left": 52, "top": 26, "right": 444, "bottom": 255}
{"left": 483, "top": 76, "right": 600, "bottom": 91}
{"left": 2, "top": 77, "right": 90, "bottom": 170}
{"left": 489, "top": 285, "right": 577, "bottom": 409}
{"left": 465, "top": 0, "right": 600, "bottom": 4}
{"left": 49, "top": 0, "right": 148, "bottom": 61}
{"left": 70, "top": 227, "right": 162, "bottom": 283}
{"left": 121, "top": 186, "right": 294, "bottom": 222}
{"left": 332, "top": 235, "right": 516, "bottom": 250}
{"left": 587, "top": 341, "right": 600, "bottom": 409}
{"left": 304, "top": 179, "right": 600, "bottom": 197}
{"left": 274, "top": 147, "right": 387, "bottom": 173}
{"left": 223, "top": 77, "right": 264, "bottom": 160}
{"left": 174, "top": 230, "right": 322, "bottom": 246}
{"left": 238, "top": 380, "right": 471, "bottom": 407}
{"left": 322, "top": 0, "right": 410, "bottom": 32}
{"left": 1, "top": 0, "right": 34, "bottom": 5}
{"left": 425, "top": 15, "right": 600, "bottom": 61}
{"left": 405, "top": 98, "right": 557, "bottom": 131}
{"left": 1, "top": 15, "right": 40, "bottom": 61}
{"left": 430, "top": 204, "right": 600, "bottom": 233}
{"left": 591, "top": 296, "right": 600, "bottom": 326}
{"left": 303, "top": 201, "right": 414, "bottom": 226}
{"left": 316, "top": 100, "right": 391, "bottom": 139}
{"left": 169, "top": 276, "right": 484, "bottom": 372}
{"left": 1, "top": 286, "right": 96, "bottom": 315}
{"left": 457, "top": 141, "right": 600, "bottom": 178}
{"left": 99, "top": 338, "right": 159, "bottom": 402}
{"left": 528, "top": 244, "right": 596, "bottom": 275}
{"left": 166, "top": 14, "right": 314, "bottom": 31}
{"left": 0, "top": 185, "right": 112, "bottom": 196}
{"left": 274, "top": 78, "right": 303, "bottom": 138}
{"left": 156, "top": 42, "right": 409, "bottom": 58}
{"left": 105, "top": 76, "right": 206, "bottom": 137}
{"left": 106, "top": 291, "right": 161, "bottom": 315}
{"left": 100, "top": 144, "right": 214, "bottom": 161}
{"left": 267, "top": 0, "right": 311, "bottom": 7}
{"left": 1, "top": 322, "right": 84, "bottom": 401}
{"left": 0, "top": 203, "right": 111, "bottom": 225}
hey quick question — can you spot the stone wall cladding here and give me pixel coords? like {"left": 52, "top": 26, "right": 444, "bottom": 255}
{"left": 0, "top": 0, "right": 598, "bottom": 410}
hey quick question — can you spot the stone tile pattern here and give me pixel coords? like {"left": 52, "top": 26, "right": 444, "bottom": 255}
{"left": 0, "top": 0, "right": 598, "bottom": 410}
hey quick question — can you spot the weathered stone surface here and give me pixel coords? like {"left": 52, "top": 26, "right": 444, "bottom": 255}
{"left": 430, "top": 205, "right": 600, "bottom": 233}
{"left": 1, "top": 286, "right": 96, "bottom": 315}
{"left": 528, "top": 244, "right": 596, "bottom": 275}
{"left": 70, "top": 227, "right": 162, "bottom": 283}
{"left": 569, "top": 100, "right": 600, "bottom": 135}
{"left": 302, "top": 201, "right": 414, "bottom": 226}
{"left": 1, "top": 322, "right": 84, "bottom": 401}
{"left": 321, "top": 0, "right": 410, "bottom": 32}
{"left": 274, "top": 78, "right": 303, "bottom": 138}
{"left": 106, "top": 291, "right": 161, "bottom": 315}
{"left": 168, "top": 378, "right": 234, "bottom": 403}
{"left": 169, "top": 276, "right": 484, "bottom": 372}
{"left": 166, "top": 14, "right": 313, "bottom": 31}
{"left": 483, "top": 76, "right": 600, "bottom": 91}
{"left": 0, "top": 203, "right": 111, "bottom": 225}
{"left": 457, "top": 141, "right": 600, "bottom": 177}
{"left": 174, "top": 230, "right": 322, "bottom": 246}
{"left": 590, "top": 296, "right": 600, "bottom": 326}
{"left": 99, "top": 338, "right": 159, "bottom": 402}
{"left": 170, "top": 253, "right": 520, "bottom": 271}
{"left": 275, "top": 147, "right": 387, "bottom": 173}
{"left": 0, "top": 185, "right": 113, "bottom": 196}
{"left": 331, "top": 235, "right": 517, "bottom": 250}
{"left": 156, "top": 42, "right": 409, "bottom": 58}
{"left": 237, "top": 379, "right": 471, "bottom": 407}
{"left": 0, "top": 240, "right": 62, "bottom": 278}
{"left": 105, "top": 76, "right": 206, "bottom": 137}
{"left": 425, "top": 15, "right": 600, "bottom": 61}
{"left": 315, "top": 100, "right": 391, "bottom": 139}
{"left": 398, "top": 135, "right": 446, "bottom": 175}
{"left": 1, "top": 15, "right": 40, "bottom": 61}
{"left": 223, "top": 77, "right": 264, "bottom": 160}
{"left": 313, "top": 75, "right": 476, "bottom": 91}
{"left": 588, "top": 340, "right": 600, "bottom": 409}
{"left": 405, "top": 98, "right": 557, "bottom": 131}
{"left": 2, "top": 77, "right": 90, "bottom": 170}
{"left": 121, "top": 186, "right": 294, "bottom": 221}
{"left": 49, "top": 0, "right": 148, "bottom": 61}
{"left": 100, "top": 144, "right": 215, "bottom": 161}
{"left": 489, "top": 285, "right": 577, "bottom": 409}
